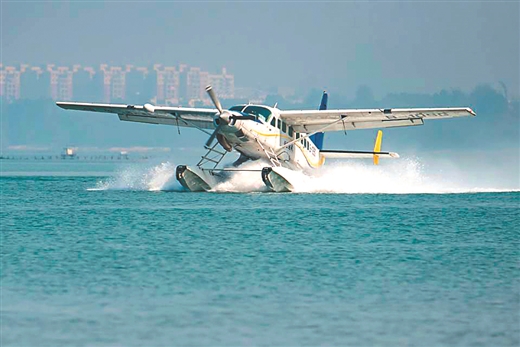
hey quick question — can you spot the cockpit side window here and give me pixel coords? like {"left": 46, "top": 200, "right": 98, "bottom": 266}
{"left": 270, "top": 117, "right": 276, "bottom": 128}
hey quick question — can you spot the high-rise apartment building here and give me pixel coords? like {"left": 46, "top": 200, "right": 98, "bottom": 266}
{"left": 187, "top": 67, "right": 203, "bottom": 101}
{"left": 47, "top": 65, "right": 74, "bottom": 101}
{"left": 0, "top": 65, "right": 21, "bottom": 101}
{"left": 209, "top": 67, "right": 235, "bottom": 99}
{"left": 154, "top": 64, "right": 180, "bottom": 104}
{"left": 99, "top": 65, "right": 128, "bottom": 102}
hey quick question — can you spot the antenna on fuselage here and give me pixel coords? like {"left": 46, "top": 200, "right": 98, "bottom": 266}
{"left": 273, "top": 102, "right": 278, "bottom": 108}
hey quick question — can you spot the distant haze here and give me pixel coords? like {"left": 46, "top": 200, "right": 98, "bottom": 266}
{"left": 3, "top": 1, "right": 519, "bottom": 97}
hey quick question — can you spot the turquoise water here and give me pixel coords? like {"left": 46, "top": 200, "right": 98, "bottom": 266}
{"left": 1, "top": 161, "right": 519, "bottom": 346}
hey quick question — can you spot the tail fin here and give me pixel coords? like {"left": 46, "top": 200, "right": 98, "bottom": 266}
{"left": 319, "top": 91, "right": 328, "bottom": 110}
{"left": 310, "top": 91, "right": 328, "bottom": 150}
{"left": 373, "top": 130, "right": 383, "bottom": 165}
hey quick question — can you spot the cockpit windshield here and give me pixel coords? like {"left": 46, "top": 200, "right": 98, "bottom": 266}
{"left": 229, "top": 105, "right": 246, "bottom": 112}
{"left": 228, "top": 105, "right": 272, "bottom": 123}
{"left": 242, "top": 106, "right": 272, "bottom": 122}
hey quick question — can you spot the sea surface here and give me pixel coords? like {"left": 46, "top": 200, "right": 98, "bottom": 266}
{"left": 1, "top": 160, "right": 519, "bottom": 346}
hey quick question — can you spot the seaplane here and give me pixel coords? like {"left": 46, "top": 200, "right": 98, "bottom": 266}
{"left": 57, "top": 86, "right": 476, "bottom": 192}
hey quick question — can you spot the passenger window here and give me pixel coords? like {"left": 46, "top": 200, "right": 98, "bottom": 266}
{"left": 281, "top": 121, "right": 287, "bottom": 133}
{"left": 296, "top": 133, "right": 300, "bottom": 139}
{"left": 288, "top": 127, "right": 293, "bottom": 137}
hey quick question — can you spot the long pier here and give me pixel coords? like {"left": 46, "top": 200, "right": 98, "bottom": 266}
{"left": 0, "top": 155, "right": 151, "bottom": 161}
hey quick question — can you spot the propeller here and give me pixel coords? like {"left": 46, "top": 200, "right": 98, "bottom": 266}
{"left": 204, "top": 85, "right": 256, "bottom": 147}
{"left": 205, "top": 85, "right": 228, "bottom": 147}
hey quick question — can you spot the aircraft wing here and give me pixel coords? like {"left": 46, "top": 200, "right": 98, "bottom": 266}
{"left": 56, "top": 102, "right": 218, "bottom": 130}
{"left": 279, "top": 107, "right": 476, "bottom": 133}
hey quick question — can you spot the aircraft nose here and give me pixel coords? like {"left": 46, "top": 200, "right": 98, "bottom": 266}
{"left": 214, "top": 112, "right": 231, "bottom": 126}
{"left": 220, "top": 112, "right": 231, "bottom": 124}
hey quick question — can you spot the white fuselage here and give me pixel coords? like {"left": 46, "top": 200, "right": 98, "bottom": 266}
{"left": 218, "top": 105, "right": 324, "bottom": 170}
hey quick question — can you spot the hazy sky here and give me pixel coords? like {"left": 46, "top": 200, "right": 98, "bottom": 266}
{"left": 3, "top": 1, "right": 519, "bottom": 98}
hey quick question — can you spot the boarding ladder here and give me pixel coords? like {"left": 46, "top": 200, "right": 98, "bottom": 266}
{"left": 197, "top": 142, "right": 227, "bottom": 169}
{"left": 255, "top": 137, "right": 282, "bottom": 167}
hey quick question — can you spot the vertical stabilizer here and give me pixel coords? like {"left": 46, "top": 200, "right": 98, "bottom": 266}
{"left": 310, "top": 91, "right": 328, "bottom": 150}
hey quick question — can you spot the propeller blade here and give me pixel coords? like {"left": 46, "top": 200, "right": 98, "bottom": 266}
{"left": 205, "top": 85, "right": 223, "bottom": 114}
{"left": 205, "top": 123, "right": 223, "bottom": 147}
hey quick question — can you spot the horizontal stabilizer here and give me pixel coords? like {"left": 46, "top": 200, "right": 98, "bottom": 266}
{"left": 320, "top": 150, "right": 399, "bottom": 159}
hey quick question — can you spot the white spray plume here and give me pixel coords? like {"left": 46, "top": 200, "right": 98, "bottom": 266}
{"left": 90, "top": 158, "right": 518, "bottom": 194}
{"left": 90, "top": 162, "right": 182, "bottom": 191}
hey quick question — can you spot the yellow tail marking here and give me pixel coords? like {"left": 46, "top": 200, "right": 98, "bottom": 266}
{"left": 373, "top": 130, "right": 383, "bottom": 165}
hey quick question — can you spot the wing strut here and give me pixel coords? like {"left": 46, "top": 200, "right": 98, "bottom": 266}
{"left": 275, "top": 116, "right": 347, "bottom": 153}
{"left": 172, "top": 114, "right": 212, "bottom": 136}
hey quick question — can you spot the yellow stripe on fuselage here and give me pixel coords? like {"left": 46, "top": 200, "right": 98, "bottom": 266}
{"left": 250, "top": 129, "right": 291, "bottom": 139}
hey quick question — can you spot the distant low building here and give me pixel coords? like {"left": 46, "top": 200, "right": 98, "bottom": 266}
{"left": 61, "top": 147, "right": 76, "bottom": 159}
